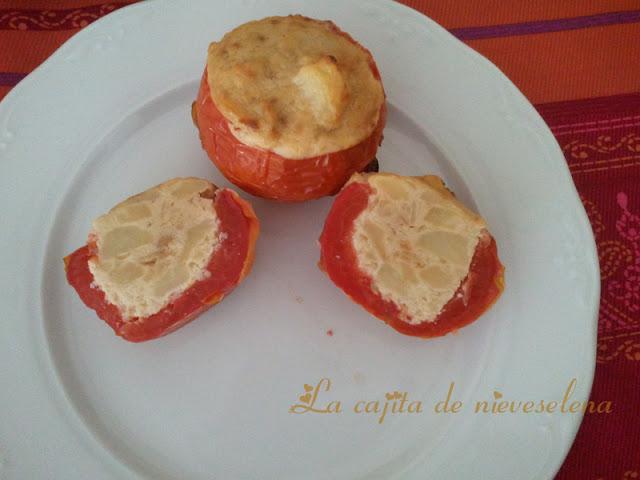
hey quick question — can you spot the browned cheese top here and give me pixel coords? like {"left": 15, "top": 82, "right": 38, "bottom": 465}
{"left": 206, "top": 15, "right": 385, "bottom": 159}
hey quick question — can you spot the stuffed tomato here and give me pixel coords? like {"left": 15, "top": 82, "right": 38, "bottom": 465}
{"left": 319, "top": 173, "right": 504, "bottom": 338}
{"left": 192, "top": 15, "right": 386, "bottom": 202}
{"left": 64, "top": 178, "right": 259, "bottom": 342}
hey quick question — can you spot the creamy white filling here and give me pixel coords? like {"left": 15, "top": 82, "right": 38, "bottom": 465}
{"left": 88, "top": 178, "right": 221, "bottom": 320}
{"left": 351, "top": 174, "right": 486, "bottom": 324}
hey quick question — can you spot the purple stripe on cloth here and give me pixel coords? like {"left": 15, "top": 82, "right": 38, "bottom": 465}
{"left": 450, "top": 10, "right": 640, "bottom": 40}
{"left": 0, "top": 72, "right": 26, "bottom": 86}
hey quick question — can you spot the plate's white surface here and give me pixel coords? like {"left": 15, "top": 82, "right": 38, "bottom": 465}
{"left": 0, "top": 1, "right": 599, "bottom": 479}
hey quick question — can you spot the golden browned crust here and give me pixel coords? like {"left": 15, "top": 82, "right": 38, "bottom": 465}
{"left": 206, "top": 15, "right": 385, "bottom": 159}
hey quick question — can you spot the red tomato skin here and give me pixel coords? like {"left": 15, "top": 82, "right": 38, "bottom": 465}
{"left": 64, "top": 189, "right": 259, "bottom": 342}
{"left": 319, "top": 181, "right": 505, "bottom": 338}
{"left": 194, "top": 71, "right": 386, "bottom": 202}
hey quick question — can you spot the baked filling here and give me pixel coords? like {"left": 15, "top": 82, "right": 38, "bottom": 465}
{"left": 88, "top": 178, "right": 222, "bottom": 320}
{"left": 351, "top": 174, "right": 486, "bottom": 324}
{"left": 206, "top": 15, "right": 384, "bottom": 159}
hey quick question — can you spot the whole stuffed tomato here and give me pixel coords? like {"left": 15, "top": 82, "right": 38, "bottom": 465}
{"left": 192, "top": 15, "right": 386, "bottom": 202}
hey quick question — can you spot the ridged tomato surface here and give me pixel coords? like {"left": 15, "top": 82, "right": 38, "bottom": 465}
{"left": 194, "top": 72, "right": 386, "bottom": 202}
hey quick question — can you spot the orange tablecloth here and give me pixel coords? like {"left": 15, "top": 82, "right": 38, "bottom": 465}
{"left": 1, "top": 1, "right": 639, "bottom": 478}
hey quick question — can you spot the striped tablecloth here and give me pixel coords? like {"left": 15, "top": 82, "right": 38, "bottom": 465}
{"left": 1, "top": 1, "right": 639, "bottom": 478}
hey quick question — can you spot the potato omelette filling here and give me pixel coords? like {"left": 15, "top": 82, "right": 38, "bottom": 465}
{"left": 351, "top": 174, "right": 486, "bottom": 324}
{"left": 206, "top": 15, "right": 384, "bottom": 159}
{"left": 88, "top": 178, "right": 222, "bottom": 320}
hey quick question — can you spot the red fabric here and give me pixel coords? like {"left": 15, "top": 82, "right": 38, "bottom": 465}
{"left": 1, "top": 1, "right": 639, "bottom": 477}
{"left": 537, "top": 93, "right": 640, "bottom": 477}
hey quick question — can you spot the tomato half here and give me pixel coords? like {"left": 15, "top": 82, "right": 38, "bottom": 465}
{"left": 319, "top": 181, "right": 505, "bottom": 338}
{"left": 64, "top": 189, "right": 259, "bottom": 342}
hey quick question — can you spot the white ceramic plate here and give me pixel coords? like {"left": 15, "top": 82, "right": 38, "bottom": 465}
{"left": 0, "top": 1, "right": 600, "bottom": 479}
